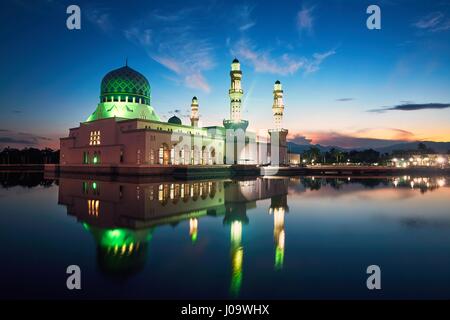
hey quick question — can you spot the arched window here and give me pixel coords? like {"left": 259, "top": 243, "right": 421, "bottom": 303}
{"left": 159, "top": 144, "right": 170, "bottom": 165}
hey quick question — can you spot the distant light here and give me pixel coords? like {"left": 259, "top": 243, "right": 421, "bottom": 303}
{"left": 437, "top": 157, "right": 445, "bottom": 164}
{"left": 438, "top": 178, "right": 446, "bottom": 187}
{"left": 393, "top": 158, "right": 398, "bottom": 162}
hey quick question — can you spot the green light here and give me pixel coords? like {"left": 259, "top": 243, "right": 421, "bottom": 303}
{"left": 230, "top": 247, "right": 243, "bottom": 297}
{"left": 275, "top": 247, "right": 284, "bottom": 270}
{"left": 92, "top": 182, "right": 97, "bottom": 190}
{"left": 93, "top": 156, "right": 98, "bottom": 164}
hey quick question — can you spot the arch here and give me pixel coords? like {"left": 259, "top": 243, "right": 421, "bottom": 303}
{"left": 201, "top": 182, "right": 208, "bottom": 200}
{"left": 192, "top": 145, "right": 201, "bottom": 165}
{"left": 158, "top": 184, "right": 170, "bottom": 205}
{"left": 159, "top": 143, "right": 170, "bottom": 165}
{"left": 209, "top": 181, "right": 217, "bottom": 199}
{"left": 202, "top": 146, "right": 208, "bottom": 165}
{"left": 170, "top": 146, "right": 175, "bottom": 165}
{"left": 182, "top": 183, "right": 190, "bottom": 202}
{"left": 209, "top": 147, "right": 216, "bottom": 165}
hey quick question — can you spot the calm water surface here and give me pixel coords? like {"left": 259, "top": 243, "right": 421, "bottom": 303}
{"left": 1, "top": 172, "right": 449, "bottom": 299}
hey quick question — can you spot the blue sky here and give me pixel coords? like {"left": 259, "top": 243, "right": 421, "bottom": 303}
{"left": 0, "top": 0, "right": 449, "bottom": 149}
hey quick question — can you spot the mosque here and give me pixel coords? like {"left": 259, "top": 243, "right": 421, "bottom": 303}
{"left": 60, "top": 59, "right": 291, "bottom": 168}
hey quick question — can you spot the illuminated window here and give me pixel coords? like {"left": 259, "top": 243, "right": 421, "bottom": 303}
{"left": 89, "top": 131, "right": 101, "bottom": 145}
{"left": 87, "top": 200, "right": 100, "bottom": 217}
{"left": 82, "top": 181, "right": 88, "bottom": 194}
{"left": 92, "top": 181, "right": 100, "bottom": 195}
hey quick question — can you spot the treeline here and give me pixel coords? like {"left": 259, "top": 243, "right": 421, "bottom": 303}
{"left": 299, "top": 143, "right": 449, "bottom": 165}
{"left": 0, "top": 147, "right": 59, "bottom": 164}
{"left": 300, "top": 146, "right": 387, "bottom": 165}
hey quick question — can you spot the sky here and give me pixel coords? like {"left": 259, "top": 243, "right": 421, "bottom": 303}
{"left": 0, "top": 0, "right": 449, "bottom": 150}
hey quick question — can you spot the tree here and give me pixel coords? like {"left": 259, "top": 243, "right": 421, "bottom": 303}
{"left": 418, "top": 142, "right": 427, "bottom": 151}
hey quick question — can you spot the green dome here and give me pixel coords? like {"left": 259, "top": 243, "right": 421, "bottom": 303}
{"left": 100, "top": 66, "right": 151, "bottom": 105}
{"left": 168, "top": 115, "right": 182, "bottom": 125}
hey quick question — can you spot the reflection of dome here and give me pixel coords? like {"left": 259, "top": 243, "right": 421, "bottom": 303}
{"left": 84, "top": 224, "right": 153, "bottom": 279}
{"left": 100, "top": 66, "right": 151, "bottom": 104}
{"left": 232, "top": 58, "right": 239, "bottom": 63}
{"left": 168, "top": 115, "right": 182, "bottom": 125}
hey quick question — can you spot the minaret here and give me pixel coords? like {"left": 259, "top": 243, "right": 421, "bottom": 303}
{"left": 223, "top": 59, "right": 248, "bottom": 131}
{"left": 229, "top": 58, "right": 243, "bottom": 122}
{"left": 190, "top": 96, "right": 199, "bottom": 127}
{"left": 268, "top": 80, "right": 288, "bottom": 166}
{"left": 272, "top": 80, "right": 284, "bottom": 131}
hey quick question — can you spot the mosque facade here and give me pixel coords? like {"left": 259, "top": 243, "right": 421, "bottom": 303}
{"left": 60, "top": 59, "right": 289, "bottom": 167}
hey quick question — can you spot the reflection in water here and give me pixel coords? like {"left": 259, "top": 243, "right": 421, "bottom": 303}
{"left": 55, "top": 175, "right": 449, "bottom": 283}
{"left": 292, "top": 175, "right": 447, "bottom": 193}
{"left": 84, "top": 224, "right": 152, "bottom": 276}
{"left": 4, "top": 173, "right": 438, "bottom": 297}
{"left": 189, "top": 218, "right": 198, "bottom": 243}
{"left": 269, "top": 195, "right": 289, "bottom": 270}
{"left": 230, "top": 221, "right": 243, "bottom": 297}
{"left": 57, "top": 176, "right": 289, "bottom": 287}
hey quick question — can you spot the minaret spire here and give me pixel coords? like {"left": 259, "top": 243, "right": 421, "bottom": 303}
{"left": 190, "top": 96, "right": 199, "bottom": 127}
{"left": 272, "top": 80, "right": 284, "bottom": 131}
{"left": 229, "top": 58, "right": 243, "bottom": 122}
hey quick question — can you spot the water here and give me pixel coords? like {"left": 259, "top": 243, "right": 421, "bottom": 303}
{"left": 1, "top": 172, "right": 449, "bottom": 299}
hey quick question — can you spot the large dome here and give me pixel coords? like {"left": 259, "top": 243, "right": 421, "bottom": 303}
{"left": 100, "top": 66, "right": 151, "bottom": 105}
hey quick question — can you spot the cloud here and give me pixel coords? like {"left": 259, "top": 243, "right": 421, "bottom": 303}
{"left": 235, "top": 4, "right": 256, "bottom": 31}
{"left": 288, "top": 128, "right": 417, "bottom": 149}
{"left": 369, "top": 103, "right": 450, "bottom": 113}
{"left": 240, "top": 22, "right": 256, "bottom": 31}
{"left": 0, "top": 137, "right": 36, "bottom": 145}
{"left": 297, "top": 5, "right": 315, "bottom": 35}
{"left": 0, "top": 130, "right": 52, "bottom": 148}
{"left": 336, "top": 98, "right": 354, "bottom": 102}
{"left": 85, "top": 8, "right": 113, "bottom": 33}
{"left": 304, "top": 50, "right": 336, "bottom": 73}
{"left": 231, "top": 38, "right": 335, "bottom": 75}
{"left": 413, "top": 12, "right": 450, "bottom": 32}
{"left": 289, "top": 134, "right": 312, "bottom": 145}
{"left": 124, "top": 8, "right": 215, "bottom": 93}
{"left": 124, "top": 27, "right": 152, "bottom": 46}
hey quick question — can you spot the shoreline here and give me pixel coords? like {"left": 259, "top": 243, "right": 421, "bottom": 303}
{"left": 1, "top": 164, "right": 449, "bottom": 178}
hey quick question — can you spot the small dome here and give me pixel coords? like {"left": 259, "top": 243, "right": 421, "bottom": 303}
{"left": 168, "top": 115, "right": 182, "bottom": 125}
{"left": 275, "top": 80, "right": 281, "bottom": 84}
{"left": 192, "top": 96, "right": 197, "bottom": 100}
{"left": 232, "top": 58, "right": 239, "bottom": 63}
{"left": 100, "top": 66, "right": 151, "bottom": 104}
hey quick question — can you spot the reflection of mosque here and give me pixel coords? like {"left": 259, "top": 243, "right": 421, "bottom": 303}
{"left": 58, "top": 176, "right": 289, "bottom": 292}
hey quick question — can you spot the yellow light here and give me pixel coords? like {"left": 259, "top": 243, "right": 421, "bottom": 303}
{"left": 231, "top": 221, "right": 242, "bottom": 245}
{"left": 278, "top": 230, "right": 285, "bottom": 250}
{"left": 437, "top": 157, "right": 445, "bottom": 164}
{"left": 438, "top": 179, "right": 446, "bottom": 187}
